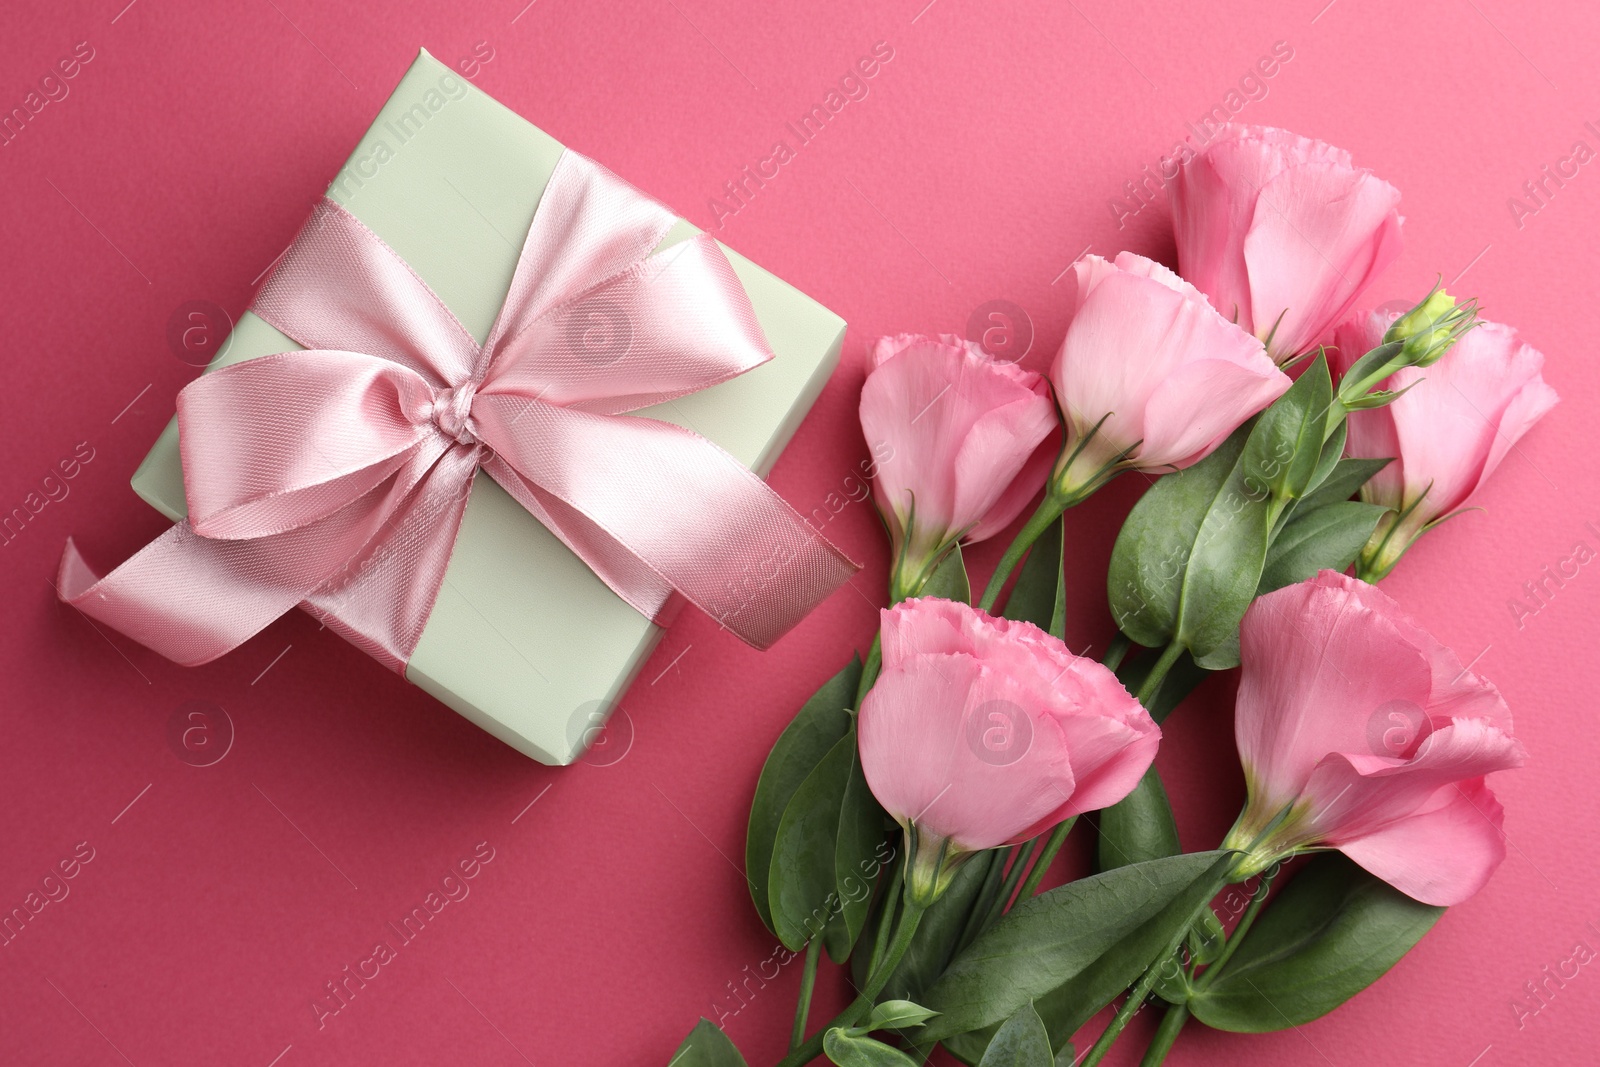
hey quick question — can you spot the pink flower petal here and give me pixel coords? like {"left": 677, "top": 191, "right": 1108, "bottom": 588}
{"left": 859, "top": 652, "right": 1076, "bottom": 853}
{"left": 948, "top": 389, "right": 1058, "bottom": 543}
{"left": 966, "top": 431, "right": 1059, "bottom": 543}
{"left": 1243, "top": 162, "right": 1403, "bottom": 359}
{"left": 1334, "top": 313, "right": 1559, "bottom": 520}
{"left": 1232, "top": 571, "right": 1524, "bottom": 905}
{"left": 1172, "top": 125, "right": 1401, "bottom": 362}
{"left": 1298, "top": 717, "right": 1525, "bottom": 846}
{"left": 862, "top": 600, "right": 1160, "bottom": 852}
{"left": 1048, "top": 705, "right": 1159, "bottom": 820}
{"left": 1172, "top": 128, "right": 1314, "bottom": 332}
{"left": 1140, "top": 352, "right": 1290, "bottom": 470}
{"left": 1336, "top": 777, "right": 1507, "bottom": 906}
{"left": 860, "top": 335, "right": 1056, "bottom": 558}
{"left": 1236, "top": 572, "right": 1436, "bottom": 808}
{"left": 1054, "top": 261, "right": 1285, "bottom": 467}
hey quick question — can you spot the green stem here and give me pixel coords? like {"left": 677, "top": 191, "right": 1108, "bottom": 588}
{"left": 789, "top": 936, "right": 822, "bottom": 1050}
{"left": 864, "top": 853, "right": 904, "bottom": 979}
{"left": 1134, "top": 641, "right": 1185, "bottom": 708}
{"left": 1193, "top": 864, "right": 1279, "bottom": 993}
{"left": 1101, "top": 632, "right": 1132, "bottom": 671}
{"left": 953, "top": 849, "right": 1005, "bottom": 955}
{"left": 985, "top": 838, "right": 1037, "bottom": 926}
{"left": 1138, "top": 1003, "right": 1191, "bottom": 1067}
{"left": 775, "top": 900, "right": 928, "bottom": 1067}
{"left": 978, "top": 492, "right": 1068, "bottom": 613}
{"left": 1049, "top": 518, "right": 1068, "bottom": 640}
{"left": 1078, "top": 868, "right": 1231, "bottom": 1067}
{"left": 1015, "top": 816, "right": 1076, "bottom": 902}
{"left": 854, "top": 633, "right": 882, "bottom": 709}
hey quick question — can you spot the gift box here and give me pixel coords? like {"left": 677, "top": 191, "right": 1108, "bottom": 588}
{"left": 125, "top": 49, "right": 848, "bottom": 765}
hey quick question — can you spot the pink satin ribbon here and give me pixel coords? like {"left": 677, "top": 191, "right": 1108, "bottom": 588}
{"left": 60, "top": 150, "right": 857, "bottom": 668}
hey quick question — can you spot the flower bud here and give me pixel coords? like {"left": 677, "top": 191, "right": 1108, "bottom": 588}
{"left": 1049, "top": 252, "right": 1289, "bottom": 502}
{"left": 1170, "top": 125, "right": 1403, "bottom": 364}
{"left": 1382, "top": 287, "right": 1476, "bottom": 369}
{"left": 1335, "top": 287, "right": 1482, "bottom": 410}
{"left": 860, "top": 334, "right": 1057, "bottom": 602}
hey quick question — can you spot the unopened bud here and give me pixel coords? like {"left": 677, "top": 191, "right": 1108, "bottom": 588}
{"left": 1383, "top": 287, "right": 1476, "bottom": 369}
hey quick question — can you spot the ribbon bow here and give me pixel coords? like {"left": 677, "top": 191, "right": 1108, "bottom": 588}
{"left": 60, "top": 151, "right": 857, "bottom": 668}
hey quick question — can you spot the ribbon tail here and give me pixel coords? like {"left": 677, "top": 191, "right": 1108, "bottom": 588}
{"left": 56, "top": 451, "right": 448, "bottom": 668}
{"left": 302, "top": 443, "right": 481, "bottom": 671}
{"left": 479, "top": 454, "right": 680, "bottom": 621}
{"left": 57, "top": 523, "right": 344, "bottom": 667}
{"left": 475, "top": 395, "right": 859, "bottom": 650}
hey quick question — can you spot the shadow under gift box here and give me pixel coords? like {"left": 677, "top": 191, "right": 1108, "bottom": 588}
{"left": 130, "top": 50, "right": 846, "bottom": 766}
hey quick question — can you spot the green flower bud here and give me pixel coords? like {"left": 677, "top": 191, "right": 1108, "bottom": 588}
{"left": 1337, "top": 285, "right": 1481, "bottom": 411}
{"left": 1382, "top": 287, "right": 1476, "bottom": 369}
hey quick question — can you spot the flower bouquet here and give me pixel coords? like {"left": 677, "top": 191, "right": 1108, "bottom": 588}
{"left": 670, "top": 125, "right": 1556, "bottom": 1066}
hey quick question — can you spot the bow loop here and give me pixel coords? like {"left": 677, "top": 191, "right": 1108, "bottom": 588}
{"left": 178, "top": 349, "right": 436, "bottom": 541}
{"left": 254, "top": 200, "right": 481, "bottom": 387}
{"left": 480, "top": 233, "right": 774, "bottom": 415}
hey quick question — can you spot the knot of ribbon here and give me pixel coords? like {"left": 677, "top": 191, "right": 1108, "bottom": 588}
{"left": 59, "top": 151, "right": 857, "bottom": 669}
{"left": 431, "top": 382, "right": 478, "bottom": 446}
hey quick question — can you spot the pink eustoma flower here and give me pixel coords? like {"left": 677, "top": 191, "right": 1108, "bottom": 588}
{"left": 860, "top": 334, "right": 1057, "bottom": 600}
{"left": 1332, "top": 309, "right": 1559, "bottom": 581}
{"left": 1223, "top": 571, "right": 1525, "bottom": 906}
{"left": 1050, "top": 252, "right": 1290, "bottom": 499}
{"left": 859, "top": 598, "right": 1159, "bottom": 901}
{"left": 1171, "top": 125, "right": 1403, "bottom": 363}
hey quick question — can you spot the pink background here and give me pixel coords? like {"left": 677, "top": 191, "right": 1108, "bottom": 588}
{"left": 2, "top": 1, "right": 1596, "bottom": 1064}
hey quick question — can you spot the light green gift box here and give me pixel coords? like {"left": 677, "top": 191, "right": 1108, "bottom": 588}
{"left": 131, "top": 50, "right": 846, "bottom": 765}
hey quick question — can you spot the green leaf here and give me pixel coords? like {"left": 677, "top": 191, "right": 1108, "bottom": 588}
{"left": 1108, "top": 429, "right": 1247, "bottom": 651}
{"left": 823, "top": 1029, "right": 920, "bottom": 1067}
{"left": 1150, "top": 947, "right": 1195, "bottom": 1004}
{"left": 1272, "top": 419, "right": 1347, "bottom": 544}
{"left": 953, "top": 849, "right": 1012, "bottom": 957}
{"left": 1110, "top": 363, "right": 1348, "bottom": 671}
{"left": 1096, "top": 766, "right": 1179, "bottom": 872}
{"left": 918, "top": 852, "right": 1225, "bottom": 1042}
{"left": 1298, "top": 456, "right": 1391, "bottom": 514}
{"left": 770, "top": 730, "right": 857, "bottom": 951}
{"left": 1188, "top": 853, "right": 1444, "bottom": 1032}
{"left": 946, "top": 1025, "right": 1077, "bottom": 1067}
{"left": 1106, "top": 427, "right": 1271, "bottom": 669}
{"left": 940, "top": 1029, "right": 995, "bottom": 1066}
{"left": 1337, "top": 338, "right": 1406, "bottom": 405}
{"left": 1185, "top": 360, "right": 1332, "bottom": 666}
{"left": 829, "top": 737, "right": 889, "bottom": 962}
{"left": 922, "top": 543, "right": 971, "bottom": 603}
{"left": 747, "top": 656, "right": 861, "bottom": 932}
{"left": 1343, "top": 382, "right": 1414, "bottom": 410}
{"left": 866, "top": 1000, "right": 941, "bottom": 1031}
{"left": 1301, "top": 418, "right": 1348, "bottom": 501}
{"left": 1185, "top": 908, "right": 1227, "bottom": 967}
{"left": 668, "top": 1019, "right": 748, "bottom": 1066}
{"left": 977, "top": 1003, "right": 1053, "bottom": 1067}
{"left": 1241, "top": 355, "right": 1333, "bottom": 509}
{"left": 1028, "top": 851, "right": 1234, "bottom": 1049}
{"left": 1002, "top": 516, "right": 1063, "bottom": 634}
{"left": 1258, "top": 500, "right": 1387, "bottom": 595}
